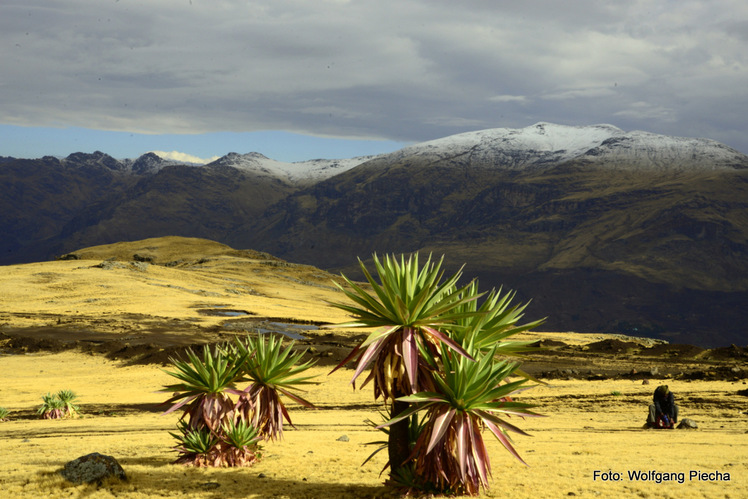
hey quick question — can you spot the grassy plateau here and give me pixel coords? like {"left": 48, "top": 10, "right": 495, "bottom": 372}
{"left": 1, "top": 237, "right": 746, "bottom": 498}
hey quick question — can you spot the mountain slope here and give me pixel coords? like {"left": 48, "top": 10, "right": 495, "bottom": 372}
{"left": 238, "top": 128, "right": 748, "bottom": 290}
{"left": 0, "top": 155, "right": 140, "bottom": 264}
{"left": 51, "top": 163, "right": 296, "bottom": 257}
{"left": 2, "top": 123, "right": 747, "bottom": 346}
{"left": 231, "top": 125, "right": 748, "bottom": 346}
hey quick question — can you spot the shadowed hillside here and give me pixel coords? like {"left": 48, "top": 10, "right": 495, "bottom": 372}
{"left": 235, "top": 159, "right": 748, "bottom": 347}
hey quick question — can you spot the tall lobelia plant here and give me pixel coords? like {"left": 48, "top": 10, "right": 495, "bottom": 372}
{"left": 328, "top": 254, "right": 481, "bottom": 481}
{"left": 329, "top": 253, "right": 544, "bottom": 495}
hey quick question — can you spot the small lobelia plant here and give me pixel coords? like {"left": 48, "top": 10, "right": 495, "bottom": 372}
{"left": 56, "top": 389, "right": 81, "bottom": 417}
{"left": 38, "top": 393, "right": 63, "bottom": 419}
{"left": 169, "top": 418, "right": 262, "bottom": 468}
{"left": 170, "top": 421, "right": 221, "bottom": 467}
{"left": 161, "top": 334, "right": 316, "bottom": 467}
{"left": 0, "top": 407, "right": 10, "bottom": 421}
{"left": 221, "top": 419, "right": 263, "bottom": 467}
{"left": 37, "top": 390, "right": 80, "bottom": 419}
{"left": 162, "top": 344, "right": 242, "bottom": 435}
{"left": 329, "top": 253, "right": 544, "bottom": 496}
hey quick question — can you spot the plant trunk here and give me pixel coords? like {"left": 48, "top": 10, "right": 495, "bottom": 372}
{"left": 388, "top": 398, "right": 411, "bottom": 480}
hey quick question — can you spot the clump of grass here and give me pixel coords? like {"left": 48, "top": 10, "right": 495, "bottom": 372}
{"left": 0, "top": 407, "right": 9, "bottom": 421}
{"left": 37, "top": 390, "right": 80, "bottom": 419}
{"left": 611, "top": 390, "right": 622, "bottom": 396}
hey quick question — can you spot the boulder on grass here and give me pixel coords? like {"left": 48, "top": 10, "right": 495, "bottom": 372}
{"left": 677, "top": 418, "right": 698, "bottom": 429}
{"left": 60, "top": 453, "right": 126, "bottom": 484}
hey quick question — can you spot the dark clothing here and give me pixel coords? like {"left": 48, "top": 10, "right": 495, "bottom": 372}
{"left": 654, "top": 391, "right": 677, "bottom": 422}
{"left": 646, "top": 390, "right": 678, "bottom": 427}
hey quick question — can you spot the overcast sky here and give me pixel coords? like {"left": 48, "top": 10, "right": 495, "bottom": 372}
{"left": 1, "top": 0, "right": 747, "bottom": 162}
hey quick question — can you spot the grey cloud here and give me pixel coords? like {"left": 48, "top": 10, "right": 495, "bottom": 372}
{"left": 1, "top": 0, "right": 747, "bottom": 152}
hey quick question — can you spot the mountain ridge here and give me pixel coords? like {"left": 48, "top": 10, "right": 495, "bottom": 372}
{"left": 2, "top": 123, "right": 747, "bottom": 347}
{"left": 5, "top": 122, "right": 746, "bottom": 179}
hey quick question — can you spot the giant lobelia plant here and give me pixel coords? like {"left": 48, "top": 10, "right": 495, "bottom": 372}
{"left": 161, "top": 334, "right": 316, "bottom": 467}
{"left": 328, "top": 254, "right": 480, "bottom": 479}
{"left": 329, "top": 253, "right": 544, "bottom": 495}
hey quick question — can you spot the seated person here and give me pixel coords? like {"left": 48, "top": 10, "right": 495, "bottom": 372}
{"left": 647, "top": 385, "right": 678, "bottom": 428}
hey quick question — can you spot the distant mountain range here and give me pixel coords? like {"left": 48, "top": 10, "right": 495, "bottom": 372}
{"left": 2, "top": 123, "right": 747, "bottom": 347}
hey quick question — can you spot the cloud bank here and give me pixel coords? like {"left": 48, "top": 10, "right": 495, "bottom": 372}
{"left": 2, "top": 0, "right": 747, "bottom": 152}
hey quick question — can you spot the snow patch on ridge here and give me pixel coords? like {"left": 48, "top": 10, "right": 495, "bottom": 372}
{"left": 580, "top": 131, "right": 748, "bottom": 170}
{"left": 208, "top": 152, "right": 376, "bottom": 184}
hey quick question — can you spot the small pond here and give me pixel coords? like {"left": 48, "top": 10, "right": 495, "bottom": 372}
{"left": 197, "top": 308, "right": 254, "bottom": 317}
{"left": 222, "top": 320, "right": 319, "bottom": 340}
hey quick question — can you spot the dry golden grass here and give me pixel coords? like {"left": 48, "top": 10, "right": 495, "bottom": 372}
{"left": 1, "top": 238, "right": 746, "bottom": 497}
{"left": 1, "top": 352, "right": 746, "bottom": 498}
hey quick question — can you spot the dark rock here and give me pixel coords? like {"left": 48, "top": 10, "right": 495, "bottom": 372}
{"left": 641, "top": 343, "right": 705, "bottom": 358}
{"left": 60, "top": 453, "right": 126, "bottom": 484}
{"left": 707, "top": 344, "right": 748, "bottom": 360}
{"left": 642, "top": 379, "right": 650, "bottom": 385}
{"left": 585, "top": 339, "right": 637, "bottom": 354}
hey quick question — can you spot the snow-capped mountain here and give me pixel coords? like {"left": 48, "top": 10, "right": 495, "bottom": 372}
{"left": 64, "top": 122, "right": 742, "bottom": 180}
{"left": 156, "top": 122, "right": 748, "bottom": 186}
{"left": 8, "top": 123, "right": 747, "bottom": 181}
{"left": 3, "top": 122, "right": 747, "bottom": 347}
{"left": 375, "top": 123, "right": 748, "bottom": 171}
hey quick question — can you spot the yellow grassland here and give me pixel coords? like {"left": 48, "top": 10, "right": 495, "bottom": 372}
{"left": 0, "top": 239, "right": 746, "bottom": 497}
{"left": 1, "top": 353, "right": 746, "bottom": 498}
